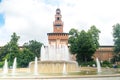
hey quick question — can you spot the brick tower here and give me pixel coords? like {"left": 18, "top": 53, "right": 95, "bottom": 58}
{"left": 47, "top": 8, "right": 68, "bottom": 46}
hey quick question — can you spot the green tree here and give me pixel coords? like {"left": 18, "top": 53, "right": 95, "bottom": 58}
{"left": 0, "top": 45, "right": 10, "bottom": 67}
{"left": 0, "top": 33, "right": 20, "bottom": 67}
{"left": 112, "top": 23, "right": 120, "bottom": 63}
{"left": 23, "top": 40, "right": 43, "bottom": 58}
{"left": 68, "top": 26, "right": 100, "bottom": 65}
{"left": 0, "top": 45, "right": 10, "bottom": 61}
{"left": 77, "top": 30, "right": 96, "bottom": 63}
{"left": 69, "top": 28, "right": 79, "bottom": 36}
{"left": 88, "top": 25, "right": 101, "bottom": 49}
{"left": 17, "top": 48, "right": 35, "bottom": 67}
{"left": 68, "top": 28, "right": 79, "bottom": 54}
{"left": 7, "top": 32, "right": 20, "bottom": 66}
{"left": 0, "top": 33, "right": 39, "bottom": 67}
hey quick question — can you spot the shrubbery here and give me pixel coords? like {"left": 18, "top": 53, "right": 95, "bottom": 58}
{"left": 0, "top": 62, "right": 4, "bottom": 68}
{"left": 80, "top": 61, "right": 96, "bottom": 67}
{"left": 101, "top": 60, "right": 113, "bottom": 68}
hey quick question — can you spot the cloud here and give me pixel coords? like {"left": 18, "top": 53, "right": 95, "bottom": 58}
{"left": 0, "top": 0, "right": 53, "bottom": 45}
{"left": 0, "top": 0, "right": 120, "bottom": 46}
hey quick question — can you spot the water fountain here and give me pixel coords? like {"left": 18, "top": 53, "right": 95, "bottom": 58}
{"left": 96, "top": 58, "right": 102, "bottom": 73}
{"left": 29, "top": 45, "right": 78, "bottom": 73}
{"left": 0, "top": 45, "right": 120, "bottom": 80}
{"left": 62, "top": 63, "right": 67, "bottom": 75}
{"left": 3, "top": 59, "right": 8, "bottom": 74}
{"left": 40, "top": 44, "right": 70, "bottom": 61}
{"left": 12, "top": 57, "right": 17, "bottom": 75}
{"left": 34, "top": 57, "right": 38, "bottom": 75}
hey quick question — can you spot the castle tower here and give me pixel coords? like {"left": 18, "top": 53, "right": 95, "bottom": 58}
{"left": 47, "top": 8, "right": 68, "bottom": 46}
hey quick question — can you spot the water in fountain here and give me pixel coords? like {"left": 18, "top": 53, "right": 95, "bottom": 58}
{"left": 96, "top": 58, "right": 102, "bottom": 73}
{"left": 29, "top": 44, "right": 78, "bottom": 73}
{"left": 12, "top": 57, "right": 17, "bottom": 75}
{"left": 40, "top": 46, "right": 45, "bottom": 61}
{"left": 62, "top": 63, "right": 67, "bottom": 75}
{"left": 64, "top": 45, "right": 70, "bottom": 61}
{"left": 3, "top": 59, "right": 8, "bottom": 74}
{"left": 40, "top": 44, "right": 70, "bottom": 61}
{"left": 34, "top": 57, "right": 38, "bottom": 75}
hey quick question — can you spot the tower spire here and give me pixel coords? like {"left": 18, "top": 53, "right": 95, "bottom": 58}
{"left": 47, "top": 8, "right": 68, "bottom": 46}
{"left": 53, "top": 8, "right": 63, "bottom": 33}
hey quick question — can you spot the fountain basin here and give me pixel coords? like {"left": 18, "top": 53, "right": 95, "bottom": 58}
{"left": 0, "top": 73, "right": 120, "bottom": 80}
{"left": 29, "top": 60, "right": 78, "bottom": 73}
{"left": 0, "top": 67, "right": 120, "bottom": 80}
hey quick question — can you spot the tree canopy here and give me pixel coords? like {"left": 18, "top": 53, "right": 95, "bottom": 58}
{"left": 0, "top": 32, "right": 20, "bottom": 67}
{"left": 88, "top": 25, "right": 100, "bottom": 49}
{"left": 23, "top": 40, "right": 43, "bottom": 58}
{"left": 68, "top": 26, "right": 100, "bottom": 64}
{"left": 17, "top": 48, "right": 35, "bottom": 67}
{"left": 0, "top": 32, "right": 43, "bottom": 68}
{"left": 112, "top": 23, "right": 120, "bottom": 63}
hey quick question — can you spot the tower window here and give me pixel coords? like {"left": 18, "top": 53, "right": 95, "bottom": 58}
{"left": 55, "top": 24, "right": 61, "bottom": 26}
{"left": 57, "top": 12, "right": 60, "bottom": 14}
{"left": 57, "top": 17, "right": 60, "bottom": 20}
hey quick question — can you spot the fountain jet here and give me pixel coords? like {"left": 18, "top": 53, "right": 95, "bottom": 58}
{"left": 40, "top": 45, "right": 70, "bottom": 61}
{"left": 3, "top": 59, "right": 8, "bottom": 74}
{"left": 62, "top": 63, "right": 67, "bottom": 75}
{"left": 34, "top": 57, "right": 38, "bottom": 75}
{"left": 96, "top": 58, "right": 102, "bottom": 73}
{"left": 12, "top": 57, "right": 17, "bottom": 75}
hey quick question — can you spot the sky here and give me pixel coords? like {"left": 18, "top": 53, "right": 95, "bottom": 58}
{"left": 0, "top": 0, "right": 120, "bottom": 46}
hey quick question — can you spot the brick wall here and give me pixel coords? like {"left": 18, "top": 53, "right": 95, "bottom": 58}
{"left": 93, "top": 46, "right": 114, "bottom": 61}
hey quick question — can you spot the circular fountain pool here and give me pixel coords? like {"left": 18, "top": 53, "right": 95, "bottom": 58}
{"left": 0, "top": 67, "right": 120, "bottom": 80}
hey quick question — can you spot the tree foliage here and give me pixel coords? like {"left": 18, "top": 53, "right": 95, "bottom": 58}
{"left": 23, "top": 40, "right": 43, "bottom": 58}
{"left": 88, "top": 25, "right": 100, "bottom": 49}
{"left": 0, "top": 32, "right": 41, "bottom": 68}
{"left": 68, "top": 26, "right": 100, "bottom": 64}
{"left": 68, "top": 28, "right": 79, "bottom": 54}
{"left": 0, "top": 45, "right": 10, "bottom": 61}
{"left": 17, "top": 48, "right": 35, "bottom": 67}
{"left": 8, "top": 33, "right": 20, "bottom": 61}
{"left": 0, "top": 33, "right": 20, "bottom": 67}
{"left": 112, "top": 23, "right": 120, "bottom": 63}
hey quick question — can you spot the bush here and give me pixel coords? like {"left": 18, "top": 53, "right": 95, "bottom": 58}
{"left": 101, "top": 60, "right": 112, "bottom": 68}
{"left": 80, "top": 61, "right": 96, "bottom": 67}
{"left": 117, "top": 65, "right": 120, "bottom": 68}
{"left": 0, "top": 62, "right": 4, "bottom": 68}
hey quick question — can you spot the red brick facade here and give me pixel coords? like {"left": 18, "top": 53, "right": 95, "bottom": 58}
{"left": 47, "top": 8, "right": 68, "bottom": 45}
{"left": 53, "top": 9, "right": 63, "bottom": 33}
{"left": 94, "top": 46, "right": 114, "bottom": 61}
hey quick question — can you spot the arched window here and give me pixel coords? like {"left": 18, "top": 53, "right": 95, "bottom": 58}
{"left": 57, "top": 17, "right": 60, "bottom": 20}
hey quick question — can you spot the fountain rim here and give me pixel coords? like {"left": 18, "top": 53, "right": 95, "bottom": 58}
{"left": 29, "top": 60, "right": 77, "bottom": 64}
{"left": 0, "top": 74, "right": 120, "bottom": 79}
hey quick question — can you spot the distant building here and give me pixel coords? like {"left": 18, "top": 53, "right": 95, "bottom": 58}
{"left": 94, "top": 46, "right": 114, "bottom": 61}
{"left": 47, "top": 8, "right": 68, "bottom": 46}
{"left": 0, "top": 8, "right": 114, "bottom": 62}
{"left": 47, "top": 8, "right": 114, "bottom": 61}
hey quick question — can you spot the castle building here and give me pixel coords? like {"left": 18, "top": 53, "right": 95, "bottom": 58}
{"left": 47, "top": 8, "right": 114, "bottom": 61}
{"left": 47, "top": 8, "right": 68, "bottom": 46}
{"left": 94, "top": 46, "right": 114, "bottom": 61}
